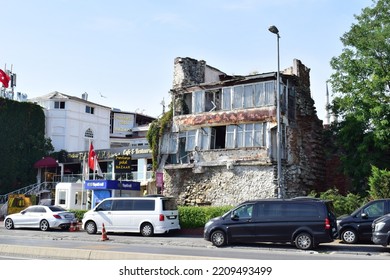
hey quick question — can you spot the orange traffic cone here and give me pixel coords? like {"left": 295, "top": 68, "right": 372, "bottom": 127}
{"left": 101, "top": 223, "right": 109, "bottom": 241}
{"left": 69, "top": 221, "right": 75, "bottom": 232}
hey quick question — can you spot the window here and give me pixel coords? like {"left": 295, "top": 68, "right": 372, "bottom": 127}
{"left": 364, "top": 202, "right": 385, "bottom": 217}
{"left": 96, "top": 200, "right": 112, "bottom": 211}
{"left": 54, "top": 101, "right": 65, "bottom": 109}
{"left": 58, "top": 190, "right": 66, "bottom": 205}
{"left": 222, "top": 88, "right": 232, "bottom": 110}
{"left": 161, "top": 133, "right": 178, "bottom": 154}
{"left": 86, "top": 106, "right": 95, "bottom": 114}
{"left": 162, "top": 198, "right": 178, "bottom": 211}
{"left": 185, "top": 130, "right": 196, "bottom": 151}
{"left": 226, "top": 123, "right": 267, "bottom": 148}
{"left": 133, "top": 200, "right": 155, "bottom": 211}
{"left": 232, "top": 86, "right": 243, "bottom": 109}
{"left": 233, "top": 204, "right": 254, "bottom": 220}
{"left": 193, "top": 91, "right": 204, "bottom": 113}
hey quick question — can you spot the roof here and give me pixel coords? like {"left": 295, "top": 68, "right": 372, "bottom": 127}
{"left": 28, "top": 91, "right": 112, "bottom": 109}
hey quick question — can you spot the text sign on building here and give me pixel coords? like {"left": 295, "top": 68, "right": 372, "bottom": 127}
{"left": 114, "top": 155, "right": 132, "bottom": 173}
{"left": 113, "top": 112, "right": 134, "bottom": 136}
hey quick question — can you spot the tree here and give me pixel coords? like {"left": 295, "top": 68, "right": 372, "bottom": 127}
{"left": 329, "top": 0, "right": 390, "bottom": 193}
{"left": 368, "top": 165, "right": 390, "bottom": 199}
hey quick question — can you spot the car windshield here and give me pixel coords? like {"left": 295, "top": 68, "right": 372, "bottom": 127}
{"left": 48, "top": 206, "right": 66, "bottom": 212}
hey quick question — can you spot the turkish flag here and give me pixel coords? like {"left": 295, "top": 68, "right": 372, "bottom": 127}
{"left": 89, "top": 142, "right": 103, "bottom": 177}
{"left": 0, "top": 69, "right": 10, "bottom": 88}
{"left": 88, "top": 142, "right": 97, "bottom": 170}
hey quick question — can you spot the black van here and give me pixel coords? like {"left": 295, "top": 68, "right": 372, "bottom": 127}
{"left": 337, "top": 199, "right": 390, "bottom": 244}
{"left": 203, "top": 198, "right": 337, "bottom": 250}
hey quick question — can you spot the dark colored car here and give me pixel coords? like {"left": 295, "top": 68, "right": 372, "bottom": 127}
{"left": 203, "top": 198, "right": 337, "bottom": 250}
{"left": 372, "top": 213, "right": 390, "bottom": 247}
{"left": 337, "top": 199, "right": 390, "bottom": 244}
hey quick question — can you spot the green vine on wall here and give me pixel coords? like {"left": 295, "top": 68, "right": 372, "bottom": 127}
{"left": 146, "top": 106, "right": 173, "bottom": 172}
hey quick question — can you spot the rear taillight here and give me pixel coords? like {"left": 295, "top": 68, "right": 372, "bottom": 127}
{"left": 53, "top": 215, "right": 62, "bottom": 219}
{"left": 325, "top": 218, "right": 331, "bottom": 229}
{"left": 159, "top": 214, "right": 165, "bottom": 221}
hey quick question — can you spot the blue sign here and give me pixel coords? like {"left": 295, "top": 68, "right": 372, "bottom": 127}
{"left": 85, "top": 180, "right": 140, "bottom": 191}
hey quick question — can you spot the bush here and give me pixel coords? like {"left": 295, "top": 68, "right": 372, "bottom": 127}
{"left": 70, "top": 209, "right": 88, "bottom": 221}
{"left": 70, "top": 206, "right": 233, "bottom": 229}
{"left": 308, "top": 188, "right": 364, "bottom": 217}
{"left": 178, "top": 206, "right": 233, "bottom": 228}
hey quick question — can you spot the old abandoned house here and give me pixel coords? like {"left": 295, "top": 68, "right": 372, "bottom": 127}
{"left": 159, "top": 57, "right": 325, "bottom": 206}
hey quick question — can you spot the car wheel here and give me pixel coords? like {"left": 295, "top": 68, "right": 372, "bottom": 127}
{"left": 85, "top": 221, "right": 97, "bottom": 234}
{"left": 40, "top": 220, "right": 50, "bottom": 231}
{"left": 295, "top": 232, "right": 313, "bottom": 250}
{"left": 140, "top": 223, "right": 154, "bottom": 237}
{"left": 341, "top": 229, "right": 357, "bottom": 244}
{"left": 210, "top": 230, "right": 227, "bottom": 247}
{"left": 4, "top": 218, "right": 14, "bottom": 230}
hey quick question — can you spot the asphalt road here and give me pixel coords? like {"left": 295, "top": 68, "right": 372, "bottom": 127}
{"left": 0, "top": 222, "right": 389, "bottom": 260}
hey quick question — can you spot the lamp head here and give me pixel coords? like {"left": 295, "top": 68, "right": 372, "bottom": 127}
{"left": 268, "top": 25, "right": 279, "bottom": 35}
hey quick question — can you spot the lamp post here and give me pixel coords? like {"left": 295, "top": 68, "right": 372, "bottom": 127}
{"left": 268, "top": 25, "right": 283, "bottom": 199}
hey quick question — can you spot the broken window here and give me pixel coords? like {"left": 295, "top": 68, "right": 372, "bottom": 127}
{"left": 205, "top": 90, "right": 221, "bottom": 112}
{"left": 185, "top": 130, "right": 196, "bottom": 151}
{"left": 160, "top": 133, "right": 178, "bottom": 154}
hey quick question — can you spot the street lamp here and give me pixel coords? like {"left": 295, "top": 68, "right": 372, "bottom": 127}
{"left": 268, "top": 25, "right": 283, "bottom": 199}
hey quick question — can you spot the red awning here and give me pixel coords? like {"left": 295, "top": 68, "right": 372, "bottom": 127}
{"left": 33, "top": 156, "right": 58, "bottom": 168}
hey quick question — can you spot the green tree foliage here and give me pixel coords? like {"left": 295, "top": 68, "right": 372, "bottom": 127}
{"left": 309, "top": 188, "right": 363, "bottom": 216}
{"left": 0, "top": 98, "right": 51, "bottom": 193}
{"left": 329, "top": 0, "right": 390, "bottom": 193}
{"left": 368, "top": 165, "right": 390, "bottom": 199}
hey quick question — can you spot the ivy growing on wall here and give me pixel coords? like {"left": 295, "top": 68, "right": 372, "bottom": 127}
{"left": 146, "top": 106, "right": 173, "bottom": 172}
{"left": 0, "top": 98, "right": 52, "bottom": 194}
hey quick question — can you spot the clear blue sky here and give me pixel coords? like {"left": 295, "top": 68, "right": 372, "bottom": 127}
{"left": 1, "top": 0, "right": 373, "bottom": 120}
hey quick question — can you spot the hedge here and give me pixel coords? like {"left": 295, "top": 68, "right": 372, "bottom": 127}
{"left": 70, "top": 206, "right": 233, "bottom": 229}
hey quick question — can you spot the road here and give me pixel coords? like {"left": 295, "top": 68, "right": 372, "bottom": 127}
{"left": 0, "top": 222, "right": 389, "bottom": 260}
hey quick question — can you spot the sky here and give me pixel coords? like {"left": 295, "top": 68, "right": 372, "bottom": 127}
{"left": 1, "top": 0, "right": 374, "bottom": 121}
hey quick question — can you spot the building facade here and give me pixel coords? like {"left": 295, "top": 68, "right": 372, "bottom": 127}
{"left": 28, "top": 92, "right": 155, "bottom": 192}
{"left": 29, "top": 91, "right": 111, "bottom": 152}
{"left": 159, "top": 57, "right": 325, "bottom": 206}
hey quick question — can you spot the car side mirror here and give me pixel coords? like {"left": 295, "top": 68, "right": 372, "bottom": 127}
{"left": 361, "top": 213, "right": 368, "bottom": 219}
{"left": 231, "top": 212, "right": 239, "bottom": 221}
{"left": 21, "top": 210, "right": 26, "bottom": 215}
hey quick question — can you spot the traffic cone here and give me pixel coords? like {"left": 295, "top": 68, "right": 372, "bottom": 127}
{"left": 69, "top": 221, "right": 75, "bottom": 232}
{"left": 101, "top": 223, "right": 109, "bottom": 241}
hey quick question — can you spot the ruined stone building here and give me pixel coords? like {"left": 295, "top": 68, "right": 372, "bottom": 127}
{"left": 160, "top": 57, "right": 325, "bottom": 206}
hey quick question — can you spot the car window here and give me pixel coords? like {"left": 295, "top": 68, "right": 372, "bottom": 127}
{"left": 96, "top": 200, "right": 113, "bottom": 211}
{"left": 233, "top": 204, "right": 253, "bottom": 219}
{"left": 49, "top": 206, "right": 65, "bottom": 212}
{"left": 35, "top": 207, "right": 47, "bottom": 213}
{"left": 363, "top": 201, "right": 385, "bottom": 217}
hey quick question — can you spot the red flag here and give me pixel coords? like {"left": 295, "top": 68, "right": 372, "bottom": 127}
{"left": 0, "top": 69, "right": 10, "bottom": 88}
{"left": 88, "top": 142, "right": 103, "bottom": 177}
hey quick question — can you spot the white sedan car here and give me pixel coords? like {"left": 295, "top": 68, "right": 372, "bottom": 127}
{"left": 4, "top": 205, "right": 78, "bottom": 231}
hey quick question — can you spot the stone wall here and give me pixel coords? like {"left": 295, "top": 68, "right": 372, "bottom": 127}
{"left": 163, "top": 165, "right": 275, "bottom": 206}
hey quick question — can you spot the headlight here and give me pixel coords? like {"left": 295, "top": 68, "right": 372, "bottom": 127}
{"left": 374, "top": 222, "right": 386, "bottom": 232}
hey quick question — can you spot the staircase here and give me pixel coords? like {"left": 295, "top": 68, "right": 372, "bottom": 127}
{"left": 0, "top": 182, "right": 56, "bottom": 204}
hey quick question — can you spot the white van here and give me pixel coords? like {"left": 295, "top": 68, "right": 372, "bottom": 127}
{"left": 82, "top": 196, "right": 180, "bottom": 236}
